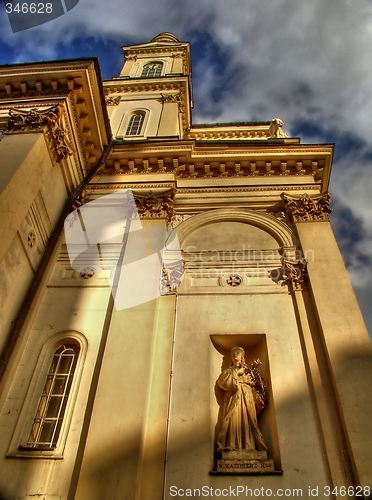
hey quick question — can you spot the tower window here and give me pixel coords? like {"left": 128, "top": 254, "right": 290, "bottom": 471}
{"left": 126, "top": 112, "right": 145, "bottom": 136}
{"left": 141, "top": 62, "right": 163, "bottom": 78}
{"left": 26, "top": 343, "right": 80, "bottom": 450}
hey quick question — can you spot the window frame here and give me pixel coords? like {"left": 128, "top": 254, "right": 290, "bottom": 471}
{"left": 7, "top": 331, "right": 87, "bottom": 460}
{"left": 125, "top": 111, "right": 145, "bottom": 136}
{"left": 116, "top": 108, "right": 150, "bottom": 140}
{"left": 141, "top": 61, "right": 163, "bottom": 78}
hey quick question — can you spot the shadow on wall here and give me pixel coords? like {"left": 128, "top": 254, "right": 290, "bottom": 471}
{"left": 0, "top": 351, "right": 371, "bottom": 499}
{"left": 68, "top": 349, "right": 372, "bottom": 500}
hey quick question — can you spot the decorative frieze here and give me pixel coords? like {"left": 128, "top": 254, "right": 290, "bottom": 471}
{"left": 281, "top": 192, "right": 332, "bottom": 222}
{"left": 7, "top": 104, "right": 73, "bottom": 163}
{"left": 281, "top": 258, "right": 308, "bottom": 290}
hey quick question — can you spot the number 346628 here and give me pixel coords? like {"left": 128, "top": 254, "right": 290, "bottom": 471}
{"left": 6, "top": 3, "right": 53, "bottom": 14}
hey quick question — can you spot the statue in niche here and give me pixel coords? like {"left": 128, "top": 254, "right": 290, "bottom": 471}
{"left": 216, "top": 346, "right": 274, "bottom": 473}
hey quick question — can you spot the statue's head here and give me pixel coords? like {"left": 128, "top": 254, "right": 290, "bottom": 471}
{"left": 231, "top": 346, "right": 245, "bottom": 367}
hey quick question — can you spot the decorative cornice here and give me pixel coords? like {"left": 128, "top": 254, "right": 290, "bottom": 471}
{"left": 86, "top": 183, "right": 175, "bottom": 191}
{"left": 104, "top": 81, "right": 185, "bottom": 95}
{"left": 133, "top": 190, "right": 175, "bottom": 224}
{"left": 281, "top": 192, "right": 332, "bottom": 222}
{"left": 281, "top": 258, "right": 308, "bottom": 290}
{"left": 7, "top": 104, "right": 74, "bottom": 163}
{"left": 124, "top": 46, "right": 188, "bottom": 58}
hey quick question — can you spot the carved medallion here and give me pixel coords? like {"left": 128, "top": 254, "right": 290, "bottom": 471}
{"left": 226, "top": 275, "right": 242, "bottom": 287}
{"left": 80, "top": 268, "right": 95, "bottom": 279}
{"left": 27, "top": 231, "right": 36, "bottom": 248}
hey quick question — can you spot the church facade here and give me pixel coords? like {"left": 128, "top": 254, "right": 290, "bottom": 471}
{"left": 0, "top": 33, "right": 371, "bottom": 500}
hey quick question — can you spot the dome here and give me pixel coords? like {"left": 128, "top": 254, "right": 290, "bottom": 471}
{"left": 151, "top": 33, "right": 179, "bottom": 43}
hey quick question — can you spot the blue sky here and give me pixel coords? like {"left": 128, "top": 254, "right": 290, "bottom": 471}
{"left": 1, "top": 0, "right": 371, "bottom": 335}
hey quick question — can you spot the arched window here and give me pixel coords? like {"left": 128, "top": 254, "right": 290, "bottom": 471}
{"left": 126, "top": 112, "right": 145, "bottom": 136}
{"left": 141, "top": 62, "right": 163, "bottom": 78}
{"left": 26, "top": 343, "right": 80, "bottom": 450}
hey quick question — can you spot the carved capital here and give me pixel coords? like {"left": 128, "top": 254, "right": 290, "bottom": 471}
{"left": 105, "top": 95, "right": 121, "bottom": 106}
{"left": 8, "top": 104, "right": 73, "bottom": 163}
{"left": 281, "top": 258, "right": 308, "bottom": 290}
{"left": 281, "top": 192, "right": 332, "bottom": 222}
{"left": 125, "top": 55, "right": 137, "bottom": 62}
{"left": 160, "top": 92, "right": 179, "bottom": 103}
{"left": 133, "top": 190, "right": 175, "bottom": 224}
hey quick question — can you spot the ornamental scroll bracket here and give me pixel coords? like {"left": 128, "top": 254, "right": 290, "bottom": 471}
{"left": 133, "top": 190, "right": 175, "bottom": 224}
{"left": 161, "top": 261, "right": 184, "bottom": 294}
{"left": 7, "top": 104, "right": 74, "bottom": 163}
{"left": 281, "top": 258, "right": 308, "bottom": 291}
{"left": 281, "top": 192, "right": 332, "bottom": 222}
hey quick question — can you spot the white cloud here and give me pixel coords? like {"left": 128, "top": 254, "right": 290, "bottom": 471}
{"left": 1, "top": 0, "right": 371, "bottom": 330}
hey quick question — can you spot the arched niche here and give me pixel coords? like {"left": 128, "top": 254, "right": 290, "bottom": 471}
{"left": 176, "top": 209, "right": 297, "bottom": 251}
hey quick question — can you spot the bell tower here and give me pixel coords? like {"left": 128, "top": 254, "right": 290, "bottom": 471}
{"left": 105, "top": 32, "right": 192, "bottom": 140}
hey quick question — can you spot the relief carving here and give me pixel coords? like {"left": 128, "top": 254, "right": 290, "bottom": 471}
{"left": 133, "top": 190, "right": 175, "bottom": 223}
{"left": 105, "top": 95, "right": 121, "bottom": 106}
{"left": 216, "top": 347, "right": 274, "bottom": 473}
{"left": 8, "top": 104, "right": 73, "bottom": 163}
{"left": 281, "top": 192, "right": 332, "bottom": 222}
{"left": 170, "top": 213, "right": 193, "bottom": 229}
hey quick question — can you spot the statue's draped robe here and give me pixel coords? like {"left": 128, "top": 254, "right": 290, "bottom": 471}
{"left": 217, "top": 366, "right": 267, "bottom": 452}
